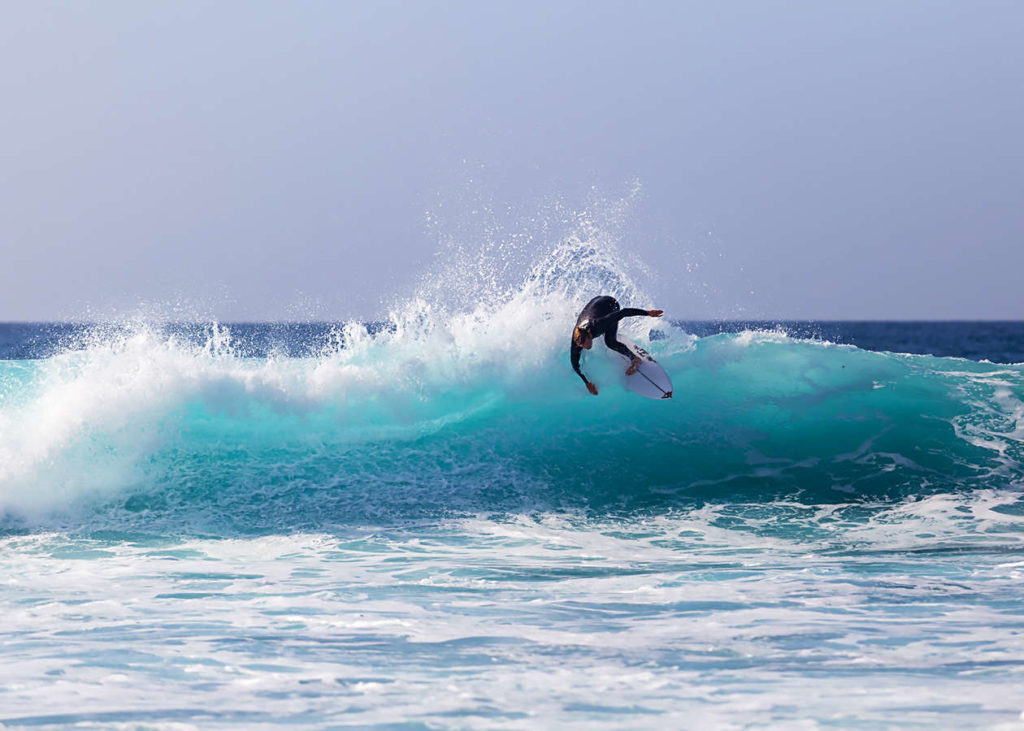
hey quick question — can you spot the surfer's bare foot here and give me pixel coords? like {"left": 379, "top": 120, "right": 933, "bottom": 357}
{"left": 625, "top": 358, "right": 641, "bottom": 376}
{"left": 586, "top": 382, "right": 599, "bottom": 396}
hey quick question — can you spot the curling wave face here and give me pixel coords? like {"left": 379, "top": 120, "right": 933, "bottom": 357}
{"left": 1, "top": 310, "right": 1022, "bottom": 532}
{"left": 2, "top": 228, "right": 1023, "bottom": 531}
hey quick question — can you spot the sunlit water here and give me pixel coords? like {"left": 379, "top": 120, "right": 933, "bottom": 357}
{"left": 2, "top": 239, "right": 1023, "bottom": 728}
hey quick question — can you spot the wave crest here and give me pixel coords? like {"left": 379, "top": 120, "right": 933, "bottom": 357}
{"left": 2, "top": 215, "right": 1023, "bottom": 529}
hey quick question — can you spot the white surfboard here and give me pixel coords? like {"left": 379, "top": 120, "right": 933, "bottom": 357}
{"left": 615, "top": 336, "right": 673, "bottom": 400}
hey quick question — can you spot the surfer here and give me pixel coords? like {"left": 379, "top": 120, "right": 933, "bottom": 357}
{"left": 571, "top": 295, "right": 663, "bottom": 395}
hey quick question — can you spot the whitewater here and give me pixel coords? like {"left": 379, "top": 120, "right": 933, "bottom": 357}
{"left": 2, "top": 235, "right": 1024, "bottom": 728}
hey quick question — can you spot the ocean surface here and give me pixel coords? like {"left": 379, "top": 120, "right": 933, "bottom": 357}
{"left": 2, "top": 250, "right": 1024, "bottom": 727}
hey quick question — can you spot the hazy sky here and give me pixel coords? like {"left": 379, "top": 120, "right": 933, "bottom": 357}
{"left": 2, "top": 1, "right": 1022, "bottom": 320}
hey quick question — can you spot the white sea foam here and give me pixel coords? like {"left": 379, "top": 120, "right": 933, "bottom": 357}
{"left": 2, "top": 495, "right": 1024, "bottom": 727}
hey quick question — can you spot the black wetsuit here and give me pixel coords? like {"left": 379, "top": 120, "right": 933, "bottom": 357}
{"left": 570, "top": 296, "right": 650, "bottom": 386}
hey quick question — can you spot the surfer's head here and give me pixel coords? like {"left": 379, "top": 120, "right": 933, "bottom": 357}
{"left": 573, "top": 326, "right": 593, "bottom": 349}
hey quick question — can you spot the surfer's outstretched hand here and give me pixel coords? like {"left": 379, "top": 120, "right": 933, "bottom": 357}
{"left": 586, "top": 382, "right": 599, "bottom": 396}
{"left": 648, "top": 309, "right": 664, "bottom": 317}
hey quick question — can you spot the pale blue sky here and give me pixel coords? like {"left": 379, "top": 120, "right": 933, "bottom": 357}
{"left": 1, "top": 1, "right": 1021, "bottom": 320}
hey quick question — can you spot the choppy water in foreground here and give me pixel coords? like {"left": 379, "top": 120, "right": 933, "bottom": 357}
{"left": 2, "top": 311, "right": 1023, "bottom": 728}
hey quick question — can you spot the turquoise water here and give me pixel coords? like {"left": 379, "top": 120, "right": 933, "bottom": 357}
{"left": 2, "top": 247, "right": 1023, "bottom": 727}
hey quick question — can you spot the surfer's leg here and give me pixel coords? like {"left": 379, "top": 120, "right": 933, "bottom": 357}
{"left": 604, "top": 326, "right": 642, "bottom": 374}
{"left": 603, "top": 325, "right": 631, "bottom": 358}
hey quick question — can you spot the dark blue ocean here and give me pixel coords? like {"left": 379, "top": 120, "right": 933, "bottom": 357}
{"left": 2, "top": 303, "right": 1023, "bottom": 724}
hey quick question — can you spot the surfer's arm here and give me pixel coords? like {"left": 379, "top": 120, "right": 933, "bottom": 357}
{"left": 614, "top": 308, "right": 663, "bottom": 320}
{"left": 591, "top": 308, "right": 661, "bottom": 337}
{"left": 570, "top": 343, "right": 587, "bottom": 383}
{"left": 571, "top": 344, "right": 598, "bottom": 394}
{"left": 615, "top": 307, "right": 649, "bottom": 319}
